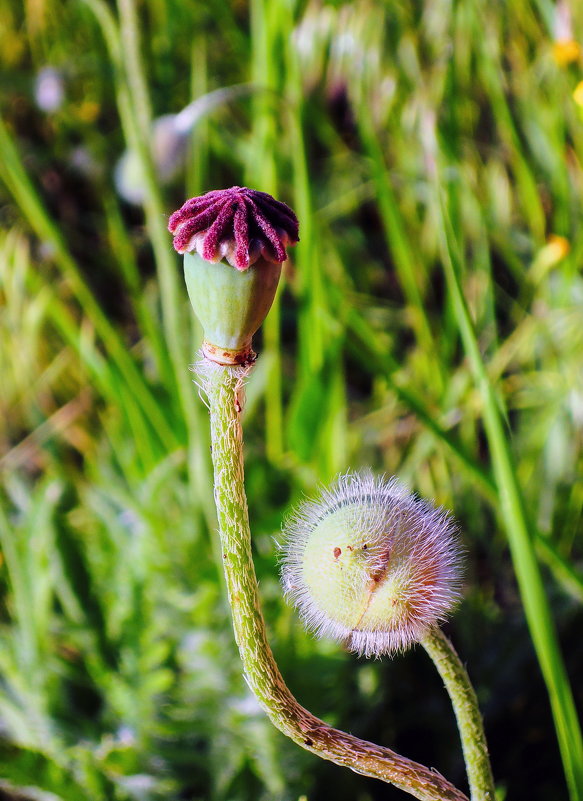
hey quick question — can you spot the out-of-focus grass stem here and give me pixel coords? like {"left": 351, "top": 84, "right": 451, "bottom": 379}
{"left": 187, "top": 34, "right": 209, "bottom": 198}
{"left": 247, "top": 0, "right": 283, "bottom": 461}
{"left": 115, "top": 0, "right": 185, "bottom": 386}
{"left": 479, "top": 26, "right": 545, "bottom": 243}
{"left": 114, "top": 0, "right": 213, "bottom": 510}
{"left": 284, "top": 9, "right": 324, "bottom": 376}
{"left": 358, "top": 105, "right": 442, "bottom": 390}
{"left": 283, "top": 0, "right": 346, "bottom": 479}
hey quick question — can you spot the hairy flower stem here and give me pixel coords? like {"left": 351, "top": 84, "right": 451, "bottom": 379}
{"left": 421, "top": 628, "right": 496, "bottom": 801}
{"left": 203, "top": 362, "right": 468, "bottom": 801}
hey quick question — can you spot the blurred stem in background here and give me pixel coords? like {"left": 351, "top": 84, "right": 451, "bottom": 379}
{"left": 187, "top": 33, "right": 209, "bottom": 198}
{"left": 357, "top": 102, "right": 442, "bottom": 390}
{"left": 247, "top": 0, "right": 283, "bottom": 462}
{"left": 82, "top": 0, "right": 215, "bottom": 528}
{"left": 247, "top": 0, "right": 346, "bottom": 479}
{"left": 284, "top": 0, "right": 349, "bottom": 481}
{"left": 114, "top": 0, "right": 213, "bottom": 516}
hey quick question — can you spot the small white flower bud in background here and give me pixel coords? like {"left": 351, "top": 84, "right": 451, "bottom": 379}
{"left": 34, "top": 67, "right": 64, "bottom": 113}
{"left": 115, "top": 84, "right": 254, "bottom": 205}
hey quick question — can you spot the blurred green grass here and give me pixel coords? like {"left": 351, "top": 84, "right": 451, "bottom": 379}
{"left": 0, "top": 0, "right": 582, "bottom": 799}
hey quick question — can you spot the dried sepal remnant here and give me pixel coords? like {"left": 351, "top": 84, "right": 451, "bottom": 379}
{"left": 280, "top": 472, "right": 463, "bottom": 658}
{"left": 168, "top": 186, "right": 299, "bottom": 271}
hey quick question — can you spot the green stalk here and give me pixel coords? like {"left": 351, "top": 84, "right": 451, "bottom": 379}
{"left": 202, "top": 362, "right": 468, "bottom": 801}
{"left": 437, "top": 197, "right": 583, "bottom": 801}
{"left": 421, "top": 628, "right": 495, "bottom": 801}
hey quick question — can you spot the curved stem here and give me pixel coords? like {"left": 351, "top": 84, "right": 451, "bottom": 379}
{"left": 421, "top": 628, "right": 495, "bottom": 801}
{"left": 203, "top": 361, "right": 468, "bottom": 801}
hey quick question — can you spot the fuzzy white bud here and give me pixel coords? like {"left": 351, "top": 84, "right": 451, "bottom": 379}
{"left": 280, "top": 472, "right": 463, "bottom": 658}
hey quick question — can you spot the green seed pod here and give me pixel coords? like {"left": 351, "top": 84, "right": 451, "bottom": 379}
{"left": 183, "top": 252, "right": 281, "bottom": 365}
{"left": 281, "top": 472, "right": 463, "bottom": 657}
{"left": 169, "top": 186, "right": 299, "bottom": 364}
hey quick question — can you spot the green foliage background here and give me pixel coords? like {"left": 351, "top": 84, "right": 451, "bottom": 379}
{"left": 0, "top": 0, "right": 582, "bottom": 799}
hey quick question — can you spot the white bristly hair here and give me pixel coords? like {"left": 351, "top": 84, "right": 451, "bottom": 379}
{"left": 191, "top": 352, "right": 252, "bottom": 411}
{"left": 279, "top": 471, "right": 463, "bottom": 658}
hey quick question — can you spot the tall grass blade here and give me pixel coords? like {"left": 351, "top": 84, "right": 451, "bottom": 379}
{"left": 436, "top": 188, "right": 583, "bottom": 801}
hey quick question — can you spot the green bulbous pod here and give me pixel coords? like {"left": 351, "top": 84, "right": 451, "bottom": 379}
{"left": 281, "top": 472, "right": 463, "bottom": 658}
{"left": 183, "top": 251, "right": 281, "bottom": 365}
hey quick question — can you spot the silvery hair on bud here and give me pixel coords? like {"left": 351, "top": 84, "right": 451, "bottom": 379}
{"left": 280, "top": 471, "right": 464, "bottom": 658}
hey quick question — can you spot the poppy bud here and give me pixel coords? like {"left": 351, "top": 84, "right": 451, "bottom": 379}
{"left": 169, "top": 186, "right": 299, "bottom": 364}
{"left": 280, "top": 472, "right": 463, "bottom": 657}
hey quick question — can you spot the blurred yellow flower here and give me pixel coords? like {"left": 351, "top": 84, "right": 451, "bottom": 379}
{"left": 76, "top": 101, "right": 100, "bottom": 123}
{"left": 530, "top": 235, "right": 570, "bottom": 283}
{"left": 553, "top": 40, "right": 581, "bottom": 66}
{"left": 546, "top": 234, "right": 570, "bottom": 261}
{"left": 573, "top": 81, "right": 583, "bottom": 106}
